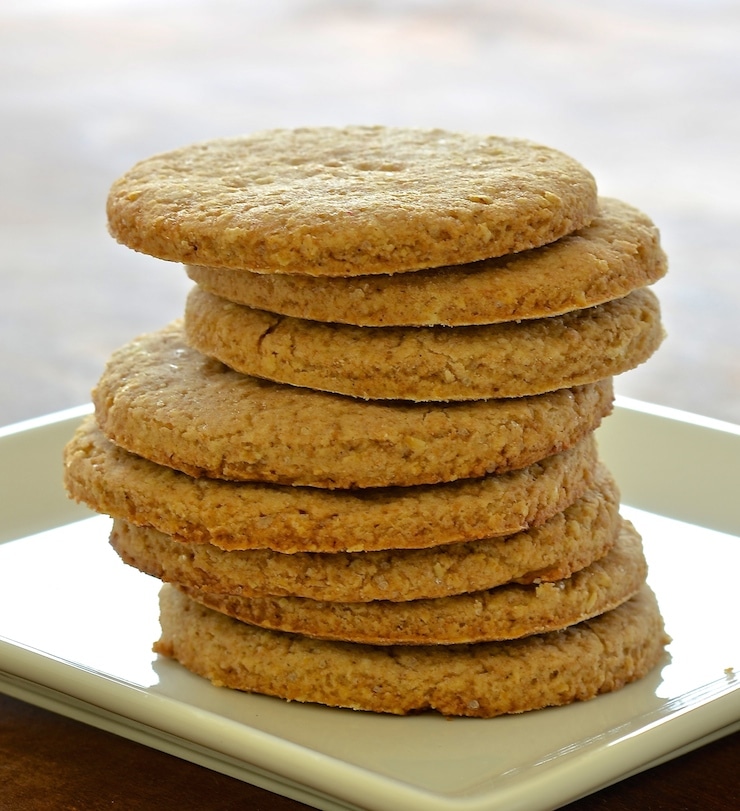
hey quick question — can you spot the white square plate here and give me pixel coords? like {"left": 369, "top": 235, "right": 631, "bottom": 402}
{"left": 0, "top": 400, "right": 738, "bottom": 811}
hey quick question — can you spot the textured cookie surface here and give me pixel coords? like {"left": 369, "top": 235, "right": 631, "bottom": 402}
{"left": 187, "top": 197, "right": 666, "bottom": 326}
{"left": 185, "top": 287, "right": 663, "bottom": 401}
{"left": 181, "top": 519, "right": 645, "bottom": 645}
{"left": 154, "top": 584, "right": 668, "bottom": 716}
{"left": 108, "top": 465, "right": 619, "bottom": 602}
{"left": 65, "top": 417, "right": 598, "bottom": 552}
{"left": 92, "top": 322, "right": 614, "bottom": 488}
{"left": 106, "top": 126, "right": 598, "bottom": 276}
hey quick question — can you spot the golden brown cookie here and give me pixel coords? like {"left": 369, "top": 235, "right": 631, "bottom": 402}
{"left": 186, "top": 197, "right": 666, "bottom": 326}
{"left": 106, "top": 126, "right": 598, "bottom": 276}
{"left": 184, "top": 286, "right": 663, "bottom": 401}
{"left": 154, "top": 584, "right": 668, "bottom": 716}
{"left": 180, "top": 519, "right": 645, "bottom": 645}
{"left": 108, "top": 466, "right": 620, "bottom": 601}
{"left": 92, "top": 322, "right": 614, "bottom": 488}
{"left": 65, "top": 417, "right": 599, "bottom": 553}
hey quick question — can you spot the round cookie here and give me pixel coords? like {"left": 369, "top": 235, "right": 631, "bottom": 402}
{"left": 186, "top": 197, "right": 666, "bottom": 326}
{"left": 106, "top": 126, "right": 598, "bottom": 276}
{"left": 108, "top": 466, "right": 620, "bottom": 602}
{"left": 65, "top": 418, "right": 599, "bottom": 553}
{"left": 184, "top": 287, "right": 663, "bottom": 401}
{"left": 92, "top": 322, "right": 614, "bottom": 488}
{"left": 154, "top": 584, "right": 668, "bottom": 716}
{"left": 181, "top": 519, "right": 645, "bottom": 645}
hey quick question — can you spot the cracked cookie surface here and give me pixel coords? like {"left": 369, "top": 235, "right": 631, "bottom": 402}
{"left": 92, "top": 323, "right": 614, "bottom": 488}
{"left": 184, "top": 286, "right": 663, "bottom": 401}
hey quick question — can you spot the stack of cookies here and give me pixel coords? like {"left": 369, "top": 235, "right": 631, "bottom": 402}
{"left": 64, "top": 126, "right": 670, "bottom": 717}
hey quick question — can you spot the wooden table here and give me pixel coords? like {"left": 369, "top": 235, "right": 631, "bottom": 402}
{"left": 1, "top": 693, "right": 737, "bottom": 810}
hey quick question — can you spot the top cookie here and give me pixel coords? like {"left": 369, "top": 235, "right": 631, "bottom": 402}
{"left": 106, "top": 126, "right": 598, "bottom": 276}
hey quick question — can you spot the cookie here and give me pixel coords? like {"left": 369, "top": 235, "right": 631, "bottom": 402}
{"left": 186, "top": 197, "right": 666, "bottom": 326}
{"left": 179, "top": 518, "right": 644, "bottom": 645}
{"left": 65, "top": 418, "right": 598, "bottom": 553}
{"left": 106, "top": 126, "right": 598, "bottom": 276}
{"left": 108, "top": 465, "right": 619, "bottom": 601}
{"left": 92, "top": 322, "right": 614, "bottom": 488}
{"left": 154, "top": 583, "right": 668, "bottom": 716}
{"left": 184, "top": 286, "right": 663, "bottom": 401}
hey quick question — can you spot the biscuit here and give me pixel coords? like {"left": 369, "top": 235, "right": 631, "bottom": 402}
{"left": 92, "top": 322, "right": 614, "bottom": 488}
{"left": 154, "top": 583, "right": 668, "bottom": 716}
{"left": 65, "top": 418, "right": 598, "bottom": 553}
{"left": 106, "top": 126, "right": 598, "bottom": 276}
{"left": 108, "top": 466, "right": 619, "bottom": 601}
{"left": 179, "top": 519, "right": 644, "bottom": 645}
{"left": 186, "top": 197, "right": 666, "bottom": 326}
{"left": 184, "top": 286, "right": 663, "bottom": 401}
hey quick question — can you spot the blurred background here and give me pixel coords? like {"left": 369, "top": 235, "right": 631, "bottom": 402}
{"left": 1, "top": 0, "right": 738, "bottom": 427}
